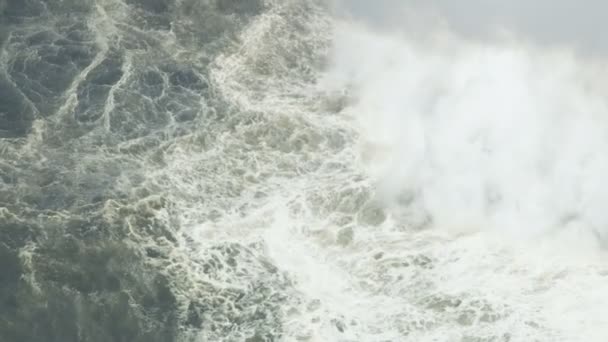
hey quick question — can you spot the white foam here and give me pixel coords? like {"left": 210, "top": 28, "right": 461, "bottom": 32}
{"left": 164, "top": 3, "right": 608, "bottom": 340}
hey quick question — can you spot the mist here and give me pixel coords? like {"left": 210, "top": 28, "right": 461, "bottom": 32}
{"left": 335, "top": 0, "right": 608, "bottom": 56}
{"left": 322, "top": 2, "right": 608, "bottom": 246}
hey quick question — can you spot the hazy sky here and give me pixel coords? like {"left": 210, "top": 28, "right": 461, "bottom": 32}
{"left": 337, "top": 1, "right": 607, "bottom": 55}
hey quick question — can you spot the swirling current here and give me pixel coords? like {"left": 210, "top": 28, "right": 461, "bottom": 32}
{"left": 3, "top": 1, "right": 608, "bottom": 341}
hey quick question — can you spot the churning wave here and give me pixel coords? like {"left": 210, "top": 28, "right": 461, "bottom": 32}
{"left": 2, "top": 1, "right": 608, "bottom": 341}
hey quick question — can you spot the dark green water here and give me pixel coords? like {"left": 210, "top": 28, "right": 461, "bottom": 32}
{"left": 0, "top": 1, "right": 332, "bottom": 341}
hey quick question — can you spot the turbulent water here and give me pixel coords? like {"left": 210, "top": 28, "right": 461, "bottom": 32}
{"left": 2, "top": 1, "right": 608, "bottom": 341}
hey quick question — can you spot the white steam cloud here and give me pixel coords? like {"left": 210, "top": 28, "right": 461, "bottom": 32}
{"left": 321, "top": 6, "right": 608, "bottom": 245}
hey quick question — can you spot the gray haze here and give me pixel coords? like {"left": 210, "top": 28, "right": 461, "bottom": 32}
{"left": 337, "top": 0, "right": 608, "bottom": 54}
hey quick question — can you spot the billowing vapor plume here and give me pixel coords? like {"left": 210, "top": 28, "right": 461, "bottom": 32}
{"left": 323, "top": 2, "right": 608, "bottom": 245}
